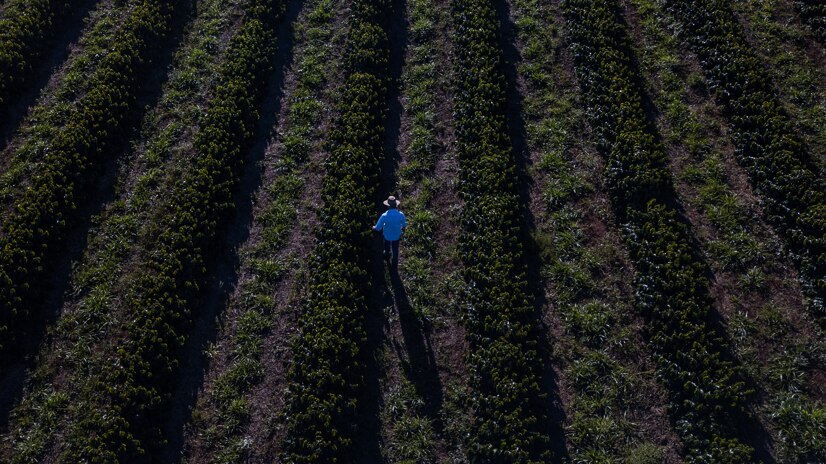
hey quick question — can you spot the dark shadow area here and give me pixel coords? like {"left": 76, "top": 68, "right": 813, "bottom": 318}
{"left": 353, "top": 0, "right": 410, "bottom": 459}
{"left": 493, "top": 0, "right": 570, "bottom": 460}
{"left": 608, "top": 5, "right": 777, "bottom": 461}
{"left": 0, "top": 0, "right": 197, "bottom": 431}
{"left": 0, "top": 0, "right": 100, "bottom": 152}
{"left": 388, "top": 267, "right": 444, "bottom": 423}
{"left": 359, "top": 252, "right": 391, "bottom": 464}
{"left": 157, "top": 0, "right": 305, "bottom": 460}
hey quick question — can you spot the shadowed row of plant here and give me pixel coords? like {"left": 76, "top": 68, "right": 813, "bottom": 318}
{"left": 562, "top": 0, "right": 757, "bottom": 461}
{"left": 279, "top": 0, "right": 391, "bottom": 458}
{"left": 450, "top": 0, "right": 554, "bottom": 459}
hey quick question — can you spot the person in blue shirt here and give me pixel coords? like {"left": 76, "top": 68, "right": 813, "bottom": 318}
{"left": 373, "top": 195, "right": 407, "bottom": 266}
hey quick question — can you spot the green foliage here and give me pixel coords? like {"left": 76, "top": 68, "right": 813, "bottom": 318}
{"left": 794, "top": 0, "right": 826, "bottom": 43}
{"left": 186, "top": 0, "right": 339, "bottom": 459}
{"left": 280, "top": 0, "right": 390, "bottom": 459}
{"left": 663, "top": 0, "right": 826, "bottom": 320}
{"left": 0, "top": 0, "right": 174, "bottom": 365}
{"left": 628, "top": 1, "right": 826, "bottom": 461}
{"left": 0, "top": 0, "right": 71, "bottom": 108}
{"left": 1, "top": 1, "right": 236, "bottom": 460}
{"left": 562, "top": 0, "right": 755, "bottom": 461}
{"left": 55, "top": 0, "right": 285, "bottom": 460}
{"left": 451, "top": 0, "right": 553, "bottom": 460}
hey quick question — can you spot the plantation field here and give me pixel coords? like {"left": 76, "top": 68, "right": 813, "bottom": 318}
{"left": 0, "top": 0, "right": 824, "bottom": 462}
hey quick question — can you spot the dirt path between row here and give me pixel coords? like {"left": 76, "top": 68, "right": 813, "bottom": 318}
{"left": 361, "top": 0, "right": 470, "bottom": 457}
{"left": 180, "top": 0, "right": 351, "bottom": 460}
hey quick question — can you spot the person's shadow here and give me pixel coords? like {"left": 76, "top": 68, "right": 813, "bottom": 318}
{"left": 388, "top": 265, "right": 444, "bottom": 425}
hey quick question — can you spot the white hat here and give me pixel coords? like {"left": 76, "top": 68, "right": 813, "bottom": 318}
{"left": 383, "top": 195, "right": 399, "bottom": 207}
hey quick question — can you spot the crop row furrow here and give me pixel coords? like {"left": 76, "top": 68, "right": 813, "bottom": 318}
{"left": 56, "top": 0, "right": 286, "bottom": 460}
{"left": 279, "top": 0, "right": 391, "bottom": 458}
{"left": 450, "top": 0, "right": 553, "bottom": 460}
{"left": 183, "top": 0, "right": 340, "bottom": 459}
{"left": 562, "top": 0, "right": 756, "bottom": 461}
{"left": 0, "top": 0, "right": 76, "bottom": 110}
{"left": 0, "top": 0, "right": 175, "bottom": 366}
{"left": 794, "top": 0, "right": 826, "bottom": 43}
{"left": 662, "top": 0, "right": 826, "bottom": 320}
{"left": 379, "top": 0, "right": 465, "bottom": 456}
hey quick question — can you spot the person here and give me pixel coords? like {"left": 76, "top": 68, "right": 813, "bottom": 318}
{"left": 373, "top": 195, "right": 407, "bottom": 266}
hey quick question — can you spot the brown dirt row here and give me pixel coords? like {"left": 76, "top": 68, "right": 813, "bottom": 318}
{"left": 506, "top": 0, "right": 683, "bottom": 459}
{"left": 180, "top": 0, "right": 351, "bottom": 460}
{"left": 0, "top": 0, "right": 246, "bottom": 460}
{"left": 621, "top": 0, "right": 826, "bottom": 459}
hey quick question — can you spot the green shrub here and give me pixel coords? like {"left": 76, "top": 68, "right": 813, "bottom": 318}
{"left": 280, "top": 0, "right": 391, "bottom": 459}
{"left": 562, "top": 0, "right": 755, "bottom": 461}
{"left": 57, "top": 0, "right": 286, "bottom": 460}
{"left": 794, "top": 0, "right": 826, "bottom": 43}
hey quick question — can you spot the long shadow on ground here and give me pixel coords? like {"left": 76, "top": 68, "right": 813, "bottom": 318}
{"left": 0, "top": 0, "right": 197, "bottom": 432}
{"left": 354, "top": 0, "right": 413, "bottom": 458}
{"left": 0, "top": 0, "right": 101, "bottom": 152}
{"left": 389, "top": 267, "right": 444, "bottom": 423}
{"left": 494, "top": 0, "right": 570, "bottom": 458}
{"left": 157, "top": 0, "right": 304, "bottom": 460}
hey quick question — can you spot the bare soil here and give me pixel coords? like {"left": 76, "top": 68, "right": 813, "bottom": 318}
{"left": 180, "top": 0, "right": 351, "bottom": 460}
{"left": 365, "top": 0, "right": 470, "bottom": 457}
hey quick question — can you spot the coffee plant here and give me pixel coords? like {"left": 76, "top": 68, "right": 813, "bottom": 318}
{"left": 562, "top": 0, "right": 756, "bottom": 461}
{"left": 280, "top": 0, "right": 391, "bottom": 459}
{"left": 0, "top": 0, "right": 72, "bottom": 109}
{"left": 0, "top": 0, "right": 175, "bottom": 365}
{"left": 451, "top": 0, "right": 554, "bottom": 460}
{"left": 664, "top": 0, "right": 826, "bottom": 322}
{"left": 57, "top": 0, "right": 285, "bottom": 460}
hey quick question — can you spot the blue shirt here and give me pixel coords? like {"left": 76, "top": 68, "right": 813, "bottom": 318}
{"left": 374, "top": 209, "right": 407, "bottom": 241}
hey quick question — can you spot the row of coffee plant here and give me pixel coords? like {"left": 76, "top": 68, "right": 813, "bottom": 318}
{"left": 57, "top": 0, "right": 286, "bottom": 460}
{"left": 184, "top": 0, "right": 340, "bottom": 459}
{"left": 450, "top": 0, "right": 553, "bottom": 459}
{"left": 279, "top": 0, "right": 391, "bottom": 458}
{"left": 628, "top": 0, "right": 826, "bottom": 460}
{"left": 511, "top": 0, "right": 681, "bottom": 458}
{"left": 0, "top": 0, "right": 74, "bottom": 108}
{"left": 0, "top": 0, "right": 176, "bottom": 365}
{"left": 561, "top": 0, "right": 756, "bottom": 461}
{"left": 1, "top": 0, "right": 247, "bottom": 460}
{"left": 794, "top": 0, "right": 826, "bottom": 43}
{"left": 0, "top": 0, "right": 135, "bottom": 206}
{"left": 663, "top": 0, "right": 826, "bottom": 319}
